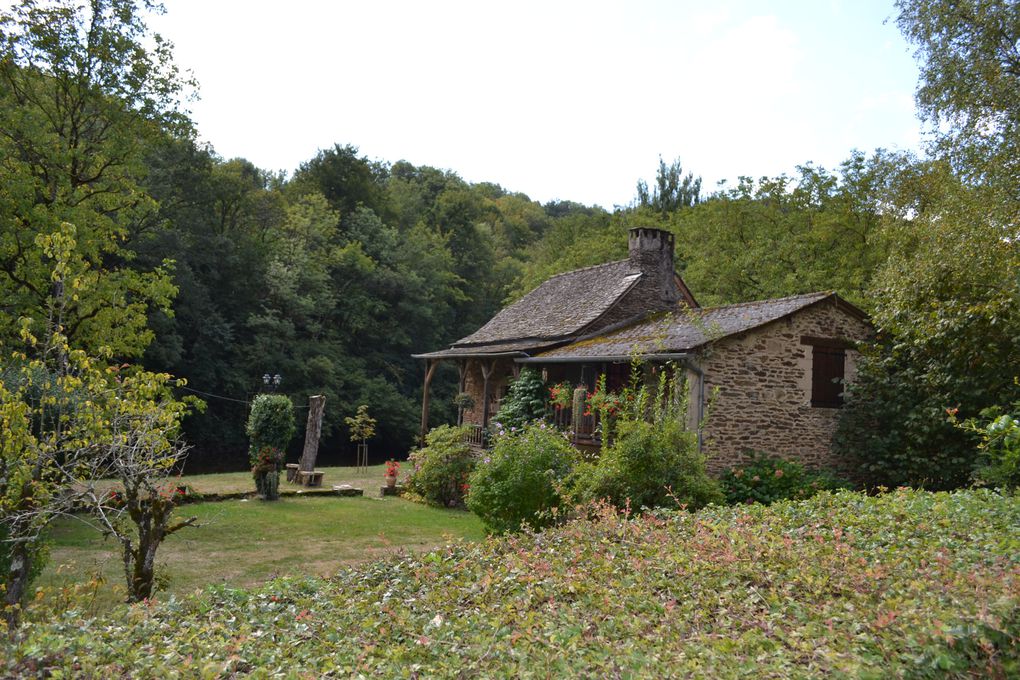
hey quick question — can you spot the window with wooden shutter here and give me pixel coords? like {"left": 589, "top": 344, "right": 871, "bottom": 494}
{"left": 811, "top": 346, "right": 845, "bottom": 408}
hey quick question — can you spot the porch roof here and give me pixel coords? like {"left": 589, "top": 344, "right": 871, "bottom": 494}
{"left": 411, "top": 339, "right": 560, "bottom": 360}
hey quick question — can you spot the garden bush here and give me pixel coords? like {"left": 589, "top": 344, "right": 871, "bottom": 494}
{"left": 570, "top": 418, "right": 722, "bottom": 511}
{"left": 407, "top": 425, "right": 476, "bottom": 508}
{"left": 466, "top": 422, "right": 575, "bottom": 534}
{"left": 246, "top": 395, "right": 295, "bottom": 500}
{"left": 720, "top": 452, "right": 851, "bottom": 505}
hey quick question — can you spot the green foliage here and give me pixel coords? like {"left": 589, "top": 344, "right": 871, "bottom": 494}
{"left": 3, "top": 489, "right": 1018, "bottom": 676}
{"left": 344, "top": 405, "right": 377, "bottom": 443}
{"left": 407, "top": 426, "right": 476, "bottom": 508}
{"left": 896, "top": 0, "right": 1020, "bottom": 192}
{"left": 490, "top": 368, "right": 547, "bottom": 432}
{"left": 568, "top": 364, "right": 721, "bottom": 512}
{"left": 246, "top": 395, "right": 294, "bottom": 500}
{"left": 838, "top": 1, "right": 1020, "bottom": 491}
{"left": 836, "top": 162, "right": 1020, "bottom": 490}
{"left": 0, "top": 0, "right": 186, "bottom": 358}
{"left": 719, "top": 452, "right": 851, "bottom": 505}
{"left": 675, "top": 151, "right": 902, "bottom": 308}
{"left": 571, "top": 418, "right": 722, "bottom": 511}
{"left": 466, "top": 423, "right": 575, "bottom": 534}
{"left": 246, "top": 395, "right": 296, "bottom": 455}
{"left": 952, "top": 399, "right": 1020, "bottom": 490}
{"left": 634, "top": 155, "right": 702, "bottom": 215}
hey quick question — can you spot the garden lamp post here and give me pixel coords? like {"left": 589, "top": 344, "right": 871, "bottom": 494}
{"left": 262, "top": 373, "right": 282, "bottom": 393}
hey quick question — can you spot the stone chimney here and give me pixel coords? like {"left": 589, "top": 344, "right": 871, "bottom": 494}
{"left": 628, "top": 227, "right": 679, "bottom": 307}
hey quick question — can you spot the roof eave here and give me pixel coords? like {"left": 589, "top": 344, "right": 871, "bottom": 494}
{"left": 518, "top": 352, "right": 690, "bottom": 364}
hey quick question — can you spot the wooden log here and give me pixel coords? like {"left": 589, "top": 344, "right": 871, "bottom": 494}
{"left": 299, "top": 395, "right": 326, "bottom": 473}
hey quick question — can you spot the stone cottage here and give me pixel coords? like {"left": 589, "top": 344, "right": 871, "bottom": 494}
{"left": 413, "top": 228, "right": 872, "bottom": 472}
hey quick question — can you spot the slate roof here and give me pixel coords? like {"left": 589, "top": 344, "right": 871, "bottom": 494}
{"left": 529, "top": 292, "right": 860, "bottom": 360}
{"left": 412, "top": 340, "right": 558, "bottom": 360}
{"left": 454, "top": 260, "right": 642, "bottom": 346}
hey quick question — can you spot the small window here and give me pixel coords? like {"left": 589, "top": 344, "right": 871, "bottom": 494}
{"left": 811, "top": 346, "right": 845, "bottom": 408}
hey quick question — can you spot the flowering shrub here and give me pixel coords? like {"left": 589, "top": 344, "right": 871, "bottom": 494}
{"left": 251, "top": 446, "right": 285, "bottom": 499}
{"left": 466, "top": 422, "right": 575, "bottom": 534}
{"left": 547, "top": 382, "right": 573, "bottom": 411}
{"left": 407, "top": 425, "right": 476, "bottom": 508}
{"left": 720, "top": 452, "right": 850, "bottom": 505}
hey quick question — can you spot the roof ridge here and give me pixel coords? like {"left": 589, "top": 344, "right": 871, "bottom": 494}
{"left": 543, "top": 258, "right": 633, "bottom": 281}
{"left": 699, "top": 291, "right": 832, "bottom": 313}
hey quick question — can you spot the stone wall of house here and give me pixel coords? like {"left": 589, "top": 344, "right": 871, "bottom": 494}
{"left": 698, "top": 299, "right": 872, "bottom": 474}
{"left": 460, "top": 357, "right": 517, "bottom": 427}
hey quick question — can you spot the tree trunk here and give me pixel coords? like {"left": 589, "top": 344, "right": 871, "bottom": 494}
{"left": 299, "top": 395, "right": 325, "bottom": 473}
{"left": 2, "top": 542, "right": 31, "bottom": 633}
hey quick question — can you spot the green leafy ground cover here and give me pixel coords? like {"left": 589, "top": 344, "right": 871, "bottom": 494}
{"left": 9, "top": 489, "right": 1018, "bottom": 677}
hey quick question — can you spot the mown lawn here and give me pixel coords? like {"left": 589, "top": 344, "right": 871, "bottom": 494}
{"left": 96, "top": 463, "right": 395, "bottom": 496}
{"left": 37, "top": 475, "right": 484, "bottom": 613}
{"left": 13, "top": 489, "right": 1019, "bottom": 678}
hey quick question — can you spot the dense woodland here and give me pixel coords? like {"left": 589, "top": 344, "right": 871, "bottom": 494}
{"left": 1, "top": 0, "right": 1018, "bottom": 484}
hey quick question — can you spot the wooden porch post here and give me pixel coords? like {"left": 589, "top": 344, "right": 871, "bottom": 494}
{"left": 456, "top": 359, "right": 468, "bottom": 426}
{"left": 419, "top": 359, "right": 439, "bottom": 446}
{"left": 480, "top": 359, "right": 495, "bottom": 428}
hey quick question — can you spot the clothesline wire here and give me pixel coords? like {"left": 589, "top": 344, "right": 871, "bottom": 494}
{"left": 177, "top": 385, "right": 311, "bottom": 408}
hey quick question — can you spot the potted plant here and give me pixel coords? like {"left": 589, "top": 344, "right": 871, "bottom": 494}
{"left": 384, "top": 459, "right": 400, "bottom": 488}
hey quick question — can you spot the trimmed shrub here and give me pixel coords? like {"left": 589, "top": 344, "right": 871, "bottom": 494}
{"left": 246, "top": 395, "right": 295, "bottom": 500}
{"left": 246, "top": 394, "right": 296, "bottom": 451}
{"left": 467, "top": 423, "right": 575, "bottom": 534}
{"left": 407, "top": 425, "right": 476, "bottom": 507}
{"left": 570, "top": 419, "right": 722, "bottom": 511}
{"left": 720, "top": 452, "right": 851, "bottom": 505}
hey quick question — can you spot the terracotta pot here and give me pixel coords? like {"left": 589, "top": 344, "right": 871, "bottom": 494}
{"left": 384, "top": 474, "right": 397, "bottom": 489}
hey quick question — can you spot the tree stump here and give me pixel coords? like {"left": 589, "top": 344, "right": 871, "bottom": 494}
{"left": 299, "top": 395, "right": 325, "bottom": 474}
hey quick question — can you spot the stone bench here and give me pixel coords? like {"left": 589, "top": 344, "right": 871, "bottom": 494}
{"left": 332, "top": 484, "right": 364, "bottom": 497}
{"left": 298, "top": 470, "right": 324, "bottom": 487}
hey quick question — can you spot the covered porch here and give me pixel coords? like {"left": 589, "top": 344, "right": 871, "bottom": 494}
{"left": 414, "top": 349, "right": 705, "bottom": 452}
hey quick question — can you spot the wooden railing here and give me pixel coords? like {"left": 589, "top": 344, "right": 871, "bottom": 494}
{"left": 466, "top": 406, "right": 603, "bottom": 451}
{"left": 466, "top": 424, "right": 487, "bottom": 449}
{"left": 551, "top": 406, "right": 602, "bottom": 447}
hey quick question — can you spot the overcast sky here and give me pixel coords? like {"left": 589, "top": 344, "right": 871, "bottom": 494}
{"left": 151, "top": 0, "right": 924, "bottom": 209}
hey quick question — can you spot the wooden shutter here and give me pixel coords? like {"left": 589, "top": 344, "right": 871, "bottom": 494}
{"left": 811, "top": 346, "right": 845, "bottom": 408}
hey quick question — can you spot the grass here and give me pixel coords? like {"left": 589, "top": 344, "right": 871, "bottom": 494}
{"left": 36, "top": 466, "right": 484, "bottom": 613}
{"left": 102, "top": 463, "right": 396, "bottom": 496}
